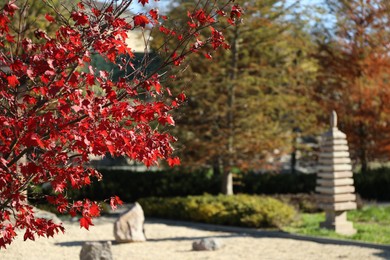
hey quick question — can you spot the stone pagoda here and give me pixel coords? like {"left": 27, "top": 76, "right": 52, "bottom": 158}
{"left": 316, "top": 111, "right": 357, "bottom": 235}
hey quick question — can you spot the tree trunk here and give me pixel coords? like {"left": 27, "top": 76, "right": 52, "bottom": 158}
{"left": 212, "top": 156, "right": 221, "bottom": 176}
{"left": 291, "top": 147, "right": 297, "bottom": 174}
{"left": 358, "top": 122, "right": 368, "bottom": 174}
{"left": 222, "top": 26, "right": 239, "bottom": 195}
{"left": 360, "top": 144, "right": 368, "bottom": 174}
{"left": 221, "top": 169, "right": 234, "bottom": 195}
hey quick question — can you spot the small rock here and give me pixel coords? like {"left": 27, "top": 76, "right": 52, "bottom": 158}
{"left": 192, "top": 238, "right": 223, "bottom": 251}
{"left": 113, "top": 202, "right": 146, "bottom": 242}
{"left": 80, "top": 241, "right": 113, "bottom": 260}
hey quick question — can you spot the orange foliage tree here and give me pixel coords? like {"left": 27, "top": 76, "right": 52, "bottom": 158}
{"left": 313, "top": 0, "right": 390, "bottom": 172}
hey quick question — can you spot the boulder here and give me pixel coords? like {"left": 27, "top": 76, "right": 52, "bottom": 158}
{"left": 192, "top": 238, "right": 223, "bottom": 251}
{"left": 113, "top": 202, "right": 146, "bottom": 242}
{"left": 79, "top": 241, "right": 113, "bottom": 260}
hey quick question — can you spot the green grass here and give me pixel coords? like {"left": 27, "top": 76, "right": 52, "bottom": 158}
{"left": 284, "top": 205, "right": 390, "bottom": 244}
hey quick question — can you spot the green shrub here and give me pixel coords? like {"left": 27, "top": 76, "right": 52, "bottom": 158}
{"left": 139, "top": 194, "right": 296, "bottom": 228}
{"left": 272, "top": 193, "right": 320, "bottom": 213}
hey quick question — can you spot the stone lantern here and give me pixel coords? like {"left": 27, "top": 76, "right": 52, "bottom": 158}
{"left": 316, "top": 111, "right": 357, "bottom": 235}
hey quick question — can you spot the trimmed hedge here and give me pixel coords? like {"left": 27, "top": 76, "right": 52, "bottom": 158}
{"left": 354, "top": 167, "right": 390, "bottom": 201}
{"left": 65, "top": 167, "right": 390, "bottom": 203}
{"left": 139, "top": 194, "right": 296, "bottom": 228}
{"left": 241, "top": 172, "right": 317, "bottom": 194}
{"left": 69, "top": 169, "right": 220, "bottom": 202}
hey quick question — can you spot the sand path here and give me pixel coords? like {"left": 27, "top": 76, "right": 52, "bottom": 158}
{"left": 1, "top": 216, "right": 390, "bottom": 260}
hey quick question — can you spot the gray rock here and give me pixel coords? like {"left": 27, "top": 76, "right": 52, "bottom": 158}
{"left": 113, "top": 202, "right": 146, "bottom": 243}
{"left": 33, "top": 207, "right": 61, "bottom": 224}
{"left": 79, "top": 241, "right": 113, "bottom": 260}
{"left": 192, "top": 238, "right": 223, "bottom": 251}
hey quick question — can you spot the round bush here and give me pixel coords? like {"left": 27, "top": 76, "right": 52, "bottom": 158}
{"left": 139, "top": 194, "right": 296, "bottom": 228}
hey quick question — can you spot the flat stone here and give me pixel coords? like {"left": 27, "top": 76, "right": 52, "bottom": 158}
{"left": 317, "top": 171, "right": 353, "bottom": 179}
{"left": 319, "top": 151, "right": 351, "bottom": 159}
{"left": 192, "top": 238, "right": 223, "bottom": 251}
{"left": 315, "top": 185, "right": 355, "bottom": 194}
{"left": 318, "top": 201, "right": 357, "bottom": 211}
{"left": 317, "top": 178, "right": 354, "bottom": 186}
{"left": 320, "top": 144, "right": 349, "bottom": 152}
{"left": 323, "top": 137, "right": 348, "bottom": 143}
{"left": 317, "top": 164, "right": 352, "bottom": 172}
{"left": 316, "top": 193, "right": 356, "bottom": 203}
{"left": 318, "top": 157, "right": 351, "bottom": 165}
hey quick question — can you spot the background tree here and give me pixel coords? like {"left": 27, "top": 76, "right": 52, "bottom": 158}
{"left": 9, "top": 0, "right": 75, "bottom": 42}
{"left": 152, "top": 0, "right": 320, "bottom": 194}
{"left": 0, "top": 0, "right": 240, "bottom": 247}
{"left": 313, "top": 0, "right": 390, "bottom": 173}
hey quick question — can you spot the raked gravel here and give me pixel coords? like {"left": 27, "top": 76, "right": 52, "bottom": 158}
{"left": 1, "top": 216, "right": 390, "bottom": 260}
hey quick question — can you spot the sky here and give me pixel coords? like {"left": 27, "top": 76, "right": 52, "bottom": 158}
{"left": 129, "top": 0, "right": 335, "bottom": 28}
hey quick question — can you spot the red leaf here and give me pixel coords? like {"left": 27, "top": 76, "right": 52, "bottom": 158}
{"left": 84, "top": 176, "right": 91, "bottom": 185}
{"left": 217, "top": 10, "right": 226, "bottom": 16}
{"left": 80, "top": 217, "right": 93, "bottom": 230}
{"left": 153, "top": 81, "right": 162, "bottom": 94}
{"left": 167, "top": 157, "right": 181, "bottom": 167}
{"left": 177, "top": 93, "right": 186, "bottom": 102}
{"left": 30, "top": 133, "right": 45, "bottom": 148}
{"left": 107, "top": 143, "right": 115, "bottom": 156}
{"left": 0, "top": 14, "right": 10, "bottom": 34}
{"left": 149, "top": 9, "right": 159, "bottom": 21}
{"left": 91, "top": 8, "right": 101, "bottom": 17}
{"left": 205, "top": 53, "right": 212, "bottom": 59}
{"left": 4, "top": 3, "right": 19, "bottom": 15}
{"left": 45, "top": 14, "right": 55, "bottom": 23}
{"left": 138, "top": 0, "right": 149, "bottom": 6}
{"left": 89, "top": 203, "right": 100, "bottom": 217}
{"left": 110, "top": 196, "right": 123, "bottom": 210}
{"left": 7, "top": 75, "right": 19, "bottom": 87}
{"left": 23, "top": 229, "right": 35, "bottom": 241}
{"left": 77, "top": 2, "right": 85, "bottom": 10}
{"left": 71, "top": 11, "right": 89, "bottom": 26}
{"left": 187, "top": 21, "right": 197, "bottom": 28}
{"left": 230, "top": 5, "right": 243, "bottom": 21}
{"left": 158, "top": 115, "right": 175, "bottom": 126}
{"left": 193, "top": 9, "right": 215, "bottom": 25}
{"left": 6, "top": 34, "right": 14, "bottom": 43}
{"left": 133, "top": 15, "right": 150, "bottom": 28}
{"left": 71, "top": 105, "right": 82, "bottom": 113}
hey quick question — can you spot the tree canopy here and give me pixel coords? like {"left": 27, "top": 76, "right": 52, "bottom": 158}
{"left": 313, "top": 0, "right": 390, "bottom": 172}
{"left": 152, "top": 0, "right": 320, "bottom": 194}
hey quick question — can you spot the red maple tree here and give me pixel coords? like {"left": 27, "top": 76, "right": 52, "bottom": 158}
{"left": 0, "top": 0, "right": 241, "bottom": 248}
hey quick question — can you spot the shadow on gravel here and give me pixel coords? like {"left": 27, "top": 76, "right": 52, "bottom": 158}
{"left": 56, "top": 233, "right": 241, "bottom": 247}
{"left": 147, "top": 218, "right": 390, "bottom": 252}
{"left": 147, "top": 233, "right": 243, "bottom": 242}
{"left": 55, "top": 240, "right": 125, "bottom": 247}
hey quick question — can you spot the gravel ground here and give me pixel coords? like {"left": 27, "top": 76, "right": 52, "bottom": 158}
{"left": 1, "top": 216, "right": 390, "bottom": 260}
